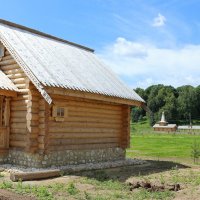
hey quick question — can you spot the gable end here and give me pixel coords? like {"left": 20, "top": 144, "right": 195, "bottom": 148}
{"left": 0, "top": 36, "right": 52, "bottom": 104}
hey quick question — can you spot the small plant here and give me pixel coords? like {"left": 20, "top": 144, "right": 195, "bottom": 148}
{"left": 191, "top": 141, "right": 200, "bottom": 163}
{"left": 159, "top": 174, "right": 165, "bottom": 185}
{"left": 0, "top": 172, "right": 4, "bottom": 178}
{"left": 84, "top": 191, "right": 92, "bottom": 200}
{"left": 59, "top": 170, "right": 64, "bottom": 176}
{"left": 50, "top": 183, "right": 64, "bottom": 193}
{"left": 66, "top": 182, "right": 79, "bottom": 195}
{"left": 16, "top": 179, "right": 24, "bottom": 193}
{"left": 0, "top": 180, "right": 13, "bottom": 189}
{"left": 33, "top": 186, "right": 53, "bottom": 200}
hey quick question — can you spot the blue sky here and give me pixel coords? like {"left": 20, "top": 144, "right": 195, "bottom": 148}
{"left": 1, "top": 0, "right": 200, "bottom": 88}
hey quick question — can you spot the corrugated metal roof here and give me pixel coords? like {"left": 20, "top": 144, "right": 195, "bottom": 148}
{"left": 0, "top": 70, "right": 18, "bottom": 91}
{"left": 0, "top": 20, "right": 144, "bottom": 104}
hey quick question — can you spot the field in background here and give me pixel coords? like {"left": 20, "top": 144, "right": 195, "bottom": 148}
{"left": 127, "top": 119, "right": 200, "bottom": 163}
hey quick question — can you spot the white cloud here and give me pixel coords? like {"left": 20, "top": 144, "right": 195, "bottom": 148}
{"left": 98, "top": 37, "right": 200, "bottom": 88}
{"left": 152, "top": 13, "right": 166, "bottom": 27}
{"left": 111, "top": 37, "right": 147, "bottom": 57}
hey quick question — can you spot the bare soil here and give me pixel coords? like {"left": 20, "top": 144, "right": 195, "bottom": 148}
{"left": 0, "top": 160, "right": 200, "bottom": 199}
{"left": 0, "top": 189, "right": 36, "bottom": 200}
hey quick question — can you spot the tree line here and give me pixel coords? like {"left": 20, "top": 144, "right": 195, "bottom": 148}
{"left": 132, "top": 84, "right": 200, "bottom": 126}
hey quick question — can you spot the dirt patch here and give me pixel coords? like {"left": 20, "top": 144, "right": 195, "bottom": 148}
{"left": 129, "top": 181, "right": 181, "bottom": 192}
{"left": 0, "top": 189, "right": 36, "bottom": 200}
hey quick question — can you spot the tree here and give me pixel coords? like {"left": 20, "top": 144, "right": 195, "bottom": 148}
{"left": 133, "top": 84, "right": 199, "bottom": 125}
{"left": 177, "top": 85, "right": 198, "bottom": 121}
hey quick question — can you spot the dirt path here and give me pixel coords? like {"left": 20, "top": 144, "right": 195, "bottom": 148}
{"left": 0, "top": 189, "right": 36, "bottom": 200}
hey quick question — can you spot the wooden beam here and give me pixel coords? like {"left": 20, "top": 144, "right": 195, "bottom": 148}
{"left": 0, "top": 89, "right": 17, "bottom": 97}
{"left": 46, "top": 87, "right": 144, "bottom": 107}
{"left": 10, "top": 169, "right": 61, "bottom": 182}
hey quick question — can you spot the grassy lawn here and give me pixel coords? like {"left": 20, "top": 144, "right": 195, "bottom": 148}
{"left": 127, "top": 119, "right": 200, "bottom": 162}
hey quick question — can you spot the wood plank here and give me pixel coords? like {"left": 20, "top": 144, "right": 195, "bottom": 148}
{"left": 49, "top": 132, "right": 119, "bottom": 139}
{"left": 49, "top": 127, "right": 120, "bottom": 133}
{"left": 48, "top": 143, "right": 118, "bottom": 151}
{"left": 0, "top": 89, "right": 17, "bottom": 97}
{"left": 49, "top": 138, "right": 119, "bottom": 145}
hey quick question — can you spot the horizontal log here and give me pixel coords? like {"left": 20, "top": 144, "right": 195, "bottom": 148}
{"left": 15, "top": 84, "right": 26, "bottom": 89}
{"left": 39, "top": 118, "right": 45, "bottom": 123}
{"left": 11, "top": 100, "right": 28, "bottom": 106}
{"left": 10, "top": 169, "right": 61, "bottom": 182}
{"left": 67, "top": 106, "right": 121, "bottom": 116}
{"left": 49, "top": 116, "right": 121, "bottom": 124}
{"left": 0, "top": 59, "right": 16, "bottom": 66}
{"left": 11, "top": 111, "right": 27, "bottom": 118}
{"left": 49, "top": 132, "right": 119, "bottom": 139}
{"left": 68, "top": 111, "right": 122, "bottom": 119}
{"left": 2, "top": 55, "right": 13, "bottom": 61}
{"left": 10, "top": 140, "right": 25, "bottom": 148}
{"left": 12, "top": 95, "right": 29, "bottom": 100}
{"left": 49, "top": 127, "right": 120, "bottom": 133}
{"left": 38, "top": 143, "right": 45, "bottom": 149}
{"left": 27, "top": 107, "right": 39, "bottom": 114}
{"left": 10, "top": 128, "right": 27, "bottom": 134}
{"left": 38, "top": 136, "right": 45, "bottom": 143}
{"left": 11, "top": 123, "right": 27, "bottom": 129}
{"left": 10, "top": 134, "right": 26, "bottom": 141}
{"left": 7, "top": 73, "right": 26, "bottom": 79}
{"left": 53, "top": 98, "right": 121, "bottom": 111}
{"left": 3, "top": 68, "right": 24, "bottom": 75}
{"left": 49, "top": 121, "right": 122, "bottom": 129}
{"left": 11, "top": 106, "right": 27, "bottom": 111}
{"left": 49, "top": 138, "right": 119, "bottom": 146}
{"left": 48, "top": 143, "right": 118, "bottom": 151}
{"left": 13, "top": 78, "right": 26, "bottom": 84}
{"left": 10, "top": 118, "right": 26, "bottom": 123}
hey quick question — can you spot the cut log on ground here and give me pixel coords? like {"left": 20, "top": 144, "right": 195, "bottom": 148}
{"left": 10, "top": 169, "right": 61, "bottom": 182}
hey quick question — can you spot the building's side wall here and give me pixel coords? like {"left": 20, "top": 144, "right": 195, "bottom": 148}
{"left": 0, "top": 47, "right": 28, "bottom": 150}
{"left": 48, "top": 95, "right": 124, "bottom": 151}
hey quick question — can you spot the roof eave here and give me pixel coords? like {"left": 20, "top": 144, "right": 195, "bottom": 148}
{"left": 0, "top": 89, "right": 17, "bottom": 97}
{"left": 46, "top": 86, "right": 145, "bottom": 107}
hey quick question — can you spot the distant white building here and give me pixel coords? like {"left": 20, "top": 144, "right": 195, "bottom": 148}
{"left": 153, "top": 112, "right": 177, "bottom": 132}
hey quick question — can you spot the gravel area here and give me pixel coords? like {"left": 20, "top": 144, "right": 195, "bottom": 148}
{"left": 0, "top": 158, "right": 148, "bottom": 174}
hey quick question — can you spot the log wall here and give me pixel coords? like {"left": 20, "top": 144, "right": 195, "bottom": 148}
{"left": 46, "top": 94, "right": 130, "bottom": 151}
{"left": 0, "top": 48, "right": 28, "bottom": 150}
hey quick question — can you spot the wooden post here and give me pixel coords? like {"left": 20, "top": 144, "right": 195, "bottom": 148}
{"left": 4, "top": 97, "right": 11, "bottom": 126}
{"left": 0, "top": 96, "right": 3, "bottom": 126}
{"left": 44, "top": 102, "right": 50, "bottom": 154}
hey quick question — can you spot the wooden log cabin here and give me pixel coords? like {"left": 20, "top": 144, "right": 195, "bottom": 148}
{"left": 0, "top": 19, "right": 144, "bottom": 167}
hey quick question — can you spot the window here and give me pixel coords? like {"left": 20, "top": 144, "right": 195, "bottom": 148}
{"left": 57, "top": 107, "right": 65, "bottom": 117}
{"left": 52, "top": 105, "right": 68, "bottom": 122}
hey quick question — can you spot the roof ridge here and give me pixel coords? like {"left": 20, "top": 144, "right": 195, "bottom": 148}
{"left": 0, "top": 19, "right": 94, "bottom": 53}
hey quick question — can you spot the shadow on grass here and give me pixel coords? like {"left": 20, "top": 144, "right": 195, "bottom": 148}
{"left": 70, "top": 160, "right": 189, "bottom": 182}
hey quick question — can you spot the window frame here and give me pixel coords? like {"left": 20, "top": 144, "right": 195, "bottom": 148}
{"left": 52, "top": 105, "right": 68, "bottom": 122}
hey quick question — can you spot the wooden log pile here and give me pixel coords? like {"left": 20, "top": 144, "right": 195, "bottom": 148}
{"left": 128, "top": 181, "right": 181, "bottom": 192}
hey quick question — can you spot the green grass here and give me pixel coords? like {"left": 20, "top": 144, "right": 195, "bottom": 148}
{"left": 128, "top": 119, "right": 200, "bottom": 160}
